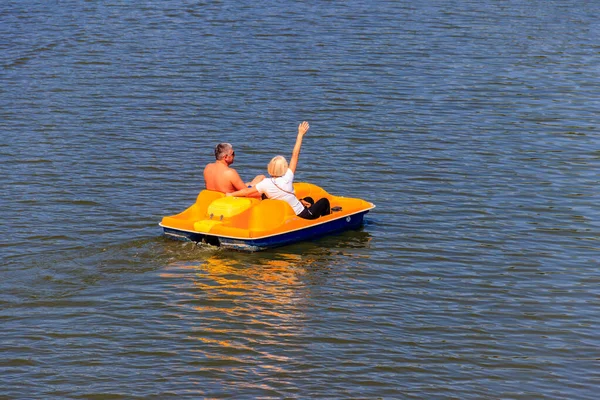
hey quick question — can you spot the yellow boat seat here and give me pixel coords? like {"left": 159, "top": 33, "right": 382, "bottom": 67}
{"left": 249, "top": 199, "right": 296, "bottom": 232}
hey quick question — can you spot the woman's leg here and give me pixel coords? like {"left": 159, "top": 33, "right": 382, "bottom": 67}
{"left": 247, "top": 175, "right": 266, "bottom": 187}
{"left": 309, "top": 198, "right": 330, "bottom": 217}
{"left": 302, "top": 196, "right": 315, "bottom": 206}
{"left": 298, "top": 198, "right": 331, "bottom": 220}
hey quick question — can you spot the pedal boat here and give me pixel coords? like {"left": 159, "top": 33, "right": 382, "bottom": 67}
{"left": 159, "top": 182, "right": 375, "bottom": 251}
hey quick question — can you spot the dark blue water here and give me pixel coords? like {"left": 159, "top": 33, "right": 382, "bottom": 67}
{"left": 2, "top": 1, "right": 599, "bottom": 398}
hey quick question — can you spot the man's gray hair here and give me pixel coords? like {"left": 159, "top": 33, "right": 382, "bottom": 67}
{"left": 214, "top": 143, "right": 233, "bottom": 160}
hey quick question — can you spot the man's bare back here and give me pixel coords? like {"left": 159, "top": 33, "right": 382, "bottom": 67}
{"left": 203, "top": 161, "right": 246, "bottom": 193}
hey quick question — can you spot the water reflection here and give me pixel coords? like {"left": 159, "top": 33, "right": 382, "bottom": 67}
{"left": 157, "top": 229, "right": 373, "bottom": 370}
{"left": 157, "top": 253, "right": 319, "bottom": 390}
{"left": 186, "top": 253, "right": 307, "bottom": 307}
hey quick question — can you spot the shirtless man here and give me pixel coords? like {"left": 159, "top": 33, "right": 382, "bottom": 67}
{"left": 203, "top": 143, "right": 264, "bottom": 196}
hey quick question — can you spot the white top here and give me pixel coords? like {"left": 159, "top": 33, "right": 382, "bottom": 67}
{"left": 255, "top": 169, "right": 305, "bottom": 215}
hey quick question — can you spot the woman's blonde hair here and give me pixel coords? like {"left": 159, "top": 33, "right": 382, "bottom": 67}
{"left": 268, "top": 155, "right": 288, "bottom": 177}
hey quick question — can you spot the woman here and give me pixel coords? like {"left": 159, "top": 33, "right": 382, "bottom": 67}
{"left": 226, "top": 121, "right": 330, "bottom": 220}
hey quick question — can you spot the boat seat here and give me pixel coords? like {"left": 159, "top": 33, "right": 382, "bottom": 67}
{"left": 249, "top": 199, "right": 296, "bottom": 232}
{"left": 192, "top": 190, "right": 225, "bottom": 219}
{"left": 196, "top": 190, "right": 225, "bottom": 205}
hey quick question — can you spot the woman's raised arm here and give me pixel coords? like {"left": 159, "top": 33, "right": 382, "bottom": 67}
{"left": 288, "top": 121, "right": 309, "bottom": 174}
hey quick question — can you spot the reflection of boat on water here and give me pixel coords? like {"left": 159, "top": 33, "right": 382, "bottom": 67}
{"left": 159, "top": 254, "right": 308, "bottom": 352}
{"left": 159, "top": 182, "right": 375, "bottom": 252}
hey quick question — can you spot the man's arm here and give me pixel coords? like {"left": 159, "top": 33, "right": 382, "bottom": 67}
{"left": 225, "top": 169, "right": 248, "bottom": 191}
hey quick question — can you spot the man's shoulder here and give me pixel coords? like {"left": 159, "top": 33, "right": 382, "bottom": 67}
{"left": 205, "top": 162, "right": 235, "bottom": 174}
{"left": 222, "top": 166, "right": 241, "bottom": 177}
{"left": 204, "top": 161, "right": 217, "bottom": 172}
